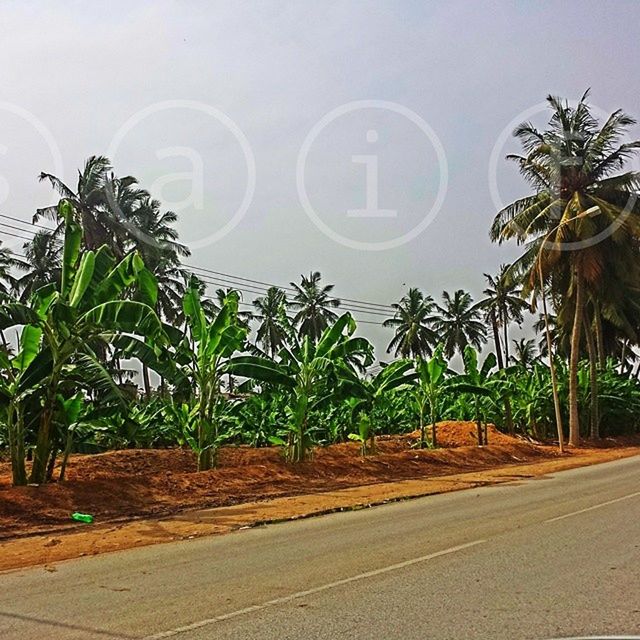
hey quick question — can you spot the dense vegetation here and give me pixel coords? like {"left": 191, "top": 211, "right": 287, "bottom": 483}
{"left": 1, "top": 92, "right": 640, "bottom": 486}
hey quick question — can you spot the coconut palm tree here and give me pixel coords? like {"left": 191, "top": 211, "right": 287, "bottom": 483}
{"left": 490, "top": 91, "right": 640, "bottom": 445}
{"left": 14, "top": 231, "right": 61, "bottom": 302}
{"left": 383, "top": 287, "right": 437, "bottom": 358}
{"left": 253, "top": 287, "right": 290, "bottom": 356}
{"left": 0, "top": 241, "right": 20, "bottom": 300}
{"left": 290, "top": 271, "right": 340, "bottom": 341}
{"left": 122, "top": 195, "right": 191, "bottom": 323}
{"left": 480, "top": 264, "right": 528, "bottom": 367}
{"left": 0, "top": 241, "right": 21, "bottom": 351}
{"left": 36, "top": 155, "right": 116, "bottom": 251}
{"left": 512, "top": 338, "right": 537, "bottom": 368}
{"left": 433, "top": 290, "right": 486, "bottom": 359}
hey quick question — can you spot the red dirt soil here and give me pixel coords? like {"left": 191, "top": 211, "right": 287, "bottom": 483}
{"left": 0, "top": 421, "right": 637, "bottom": 540}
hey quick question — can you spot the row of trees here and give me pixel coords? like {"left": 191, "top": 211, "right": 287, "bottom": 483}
{"left": 1, "top": 90, "right": 639, "bottom": 486}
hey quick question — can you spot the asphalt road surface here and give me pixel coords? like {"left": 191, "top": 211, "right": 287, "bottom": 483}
{"left": 2, "top": 455, "right": 640, "bottom": 640}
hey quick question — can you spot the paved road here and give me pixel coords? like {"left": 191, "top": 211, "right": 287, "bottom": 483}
{"left": 2, "top": 456, "right": 640, "bottom": 640}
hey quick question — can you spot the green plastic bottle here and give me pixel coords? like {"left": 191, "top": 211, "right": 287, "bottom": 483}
{"left": 71, "top": 512, "right": 94, "bottom": 523}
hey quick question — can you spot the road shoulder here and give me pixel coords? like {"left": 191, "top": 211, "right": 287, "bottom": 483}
{"left": 2, "top": 445, "right": 639, "bottom": 573}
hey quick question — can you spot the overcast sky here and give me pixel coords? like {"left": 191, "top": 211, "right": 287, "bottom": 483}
{"left": 1, "top": 0, "right": 639, "bottom": 357}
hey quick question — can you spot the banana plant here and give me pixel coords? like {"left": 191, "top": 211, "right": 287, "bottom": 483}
{"left": 339, "top": 359, "right": 415, "bottom": 455}
{"left": 228, "top": 313, "right": 373, "bottom": 462}
{"left": 413, "top": 346, "right": 448, "bottom": 448}
{"left": 450, "top": 346, "right": 496, "bottom": 446}
{"left": 178, "top": 277, "right": 247, "bottom": 470}
{"left": 0, "top": 323, "right": 44, "bottom": 485}
{"left": 0, "top": 199, "right": 163, "bottom": 484}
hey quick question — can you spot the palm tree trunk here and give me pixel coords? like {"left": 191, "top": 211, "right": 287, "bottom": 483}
{"left": 491, "top": 311, "right": 513, "bottom": 433}
{"left": 502, "top": 309, "right": 510, "bottom": 365}
{"left": 539, "top": 266, "right": 564, "bottom": 452}
{"left": 491, "top": 313, "right": 503, "bottom": 369}
{"left": 583, "top": 315, "right": 599, "bottom": 440}
{"left": 568, "top": 271, "right": 584, "bottom": 447}
{"left": 594, "top": 304, "right": 605, "bottom": 367}
{"left": 142, "top": 364, "right": 151, "bottom": 400}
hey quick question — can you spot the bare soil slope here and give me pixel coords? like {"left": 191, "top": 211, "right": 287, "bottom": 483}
{"left": 0, "top": 422, "right": 635, "bottom": 540}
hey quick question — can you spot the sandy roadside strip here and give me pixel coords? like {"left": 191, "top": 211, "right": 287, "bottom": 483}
{"left": 2, "top": 446, "right": 639, "bottom": 572}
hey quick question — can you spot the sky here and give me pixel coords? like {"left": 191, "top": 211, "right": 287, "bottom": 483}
{"left": 0, "top": 0, "right": 639, "bottom": 358}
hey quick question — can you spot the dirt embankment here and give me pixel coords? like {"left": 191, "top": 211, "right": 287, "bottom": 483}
{"left": 1, "top": 421, "right": 639, "bottom": 571}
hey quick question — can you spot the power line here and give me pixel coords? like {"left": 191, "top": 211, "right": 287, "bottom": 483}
{"left": 185, "top": 263, "right": 393, "bottom": 311}
{"left": 0, "top": 224, "right": 395, "bottom": 311}
{"left": 0, "top": 213, "right": 53, "bottom": 232}
{"left": 0, "top": 226, "right": 33, "bottom": 242}
{"left": 0, "top": 214, "right": 394, "bottom": 311}
{"left": 0, "top": 222, "right": 392, "bottom": 327}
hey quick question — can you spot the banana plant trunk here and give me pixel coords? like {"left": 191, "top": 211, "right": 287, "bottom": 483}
{"left": 568, "top": 271, "right": 584, "bottom": 447}
{"left": 29, "top": 370, "right": 61, "bottom": 484}
{"left": 431, "top": 409, "right": 438, "bottom": 449}
{"left": 475, "top": 397, "right": 483, "bottom": 446}
{"left": 7, "top": 403, "right": 27, "bottom": 486}
{"left": 419, "top": 411, "right": 426, "bottom": 449}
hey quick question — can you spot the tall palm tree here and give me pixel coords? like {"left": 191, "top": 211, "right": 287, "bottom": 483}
{"left": 433, "top": 290, "right": 486, "bottom": 359}
{"left": 0, "top": 240, "right": 20, "bottom": 299}
{"left": 512, "top": 338, "right": 537, "bottom": 368}
{"left": 123, "top": 195, "right": 191, "bottom": 324}
{"left": 37, "top": 155, "right": 116, "bottom": 251}
{"left": 253, "top": 287, "right": 290, "bottom": 357}
{"left": 290, "top": 271, "right": 340, "bottom": 341}
{"left": 490, "top": 91, "right": 640, "bottom": 445}
{"left": 480, "top": 264, "right": 529, "bottom": 368}
{"left": 14, "top": 231, "right": 61, "bottom": 302}
{"left": 383, "top": 287, "right": 437, "bottom": 358}
{"left": 0, "top": 241, "right": 21, "bottom": 351}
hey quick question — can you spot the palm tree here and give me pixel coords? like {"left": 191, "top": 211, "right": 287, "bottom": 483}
{"left": 433, "top": 290, "right": 486, "bottom": 358}
{"left": 37, "top": 155, "right": 116, "bottom": 251}
{"left": 0, "top": 241, "right": 21, "bottom": 351}
{"left": 512, "top": 338, "right": 537, "bottom": 368}
{"left": 383, "top": 287, "right": 437, "bottom": 358}
{"left": 0, "top": 241, "right": 20, "bottom": 299}
{"left": 480, "top": 264, "right": 528, "bottom": 368}
{"left": 533, "top": 311, "right": 564, "bottom": 357}
{"left": 290, "top": 271, "right": 340, "bottom": 341}
{"left": 14, "top": 231, "right": 61, "bottom": 302}
{"left": 123, "top": 196, "right": 191, "bottom": 323}
{"left": 253, "top": 287, "right": 290, "bottom": 356}
{"left": 490, "top": 91, "right": 640, "bottom": 445}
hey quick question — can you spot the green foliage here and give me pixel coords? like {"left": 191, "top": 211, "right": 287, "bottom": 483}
{"left": 177, "top": 277, "right": 247, "bottom": 470}
{"left": 228, "top": 313, "right": 373, "bottom": 462}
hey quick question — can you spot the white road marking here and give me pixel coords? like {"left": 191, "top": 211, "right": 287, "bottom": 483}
{"left": 546, "top": 490, "right": 640, "bottom": 523}
{"left": 144, "top": 539, "right": 486, "bottom": 639}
